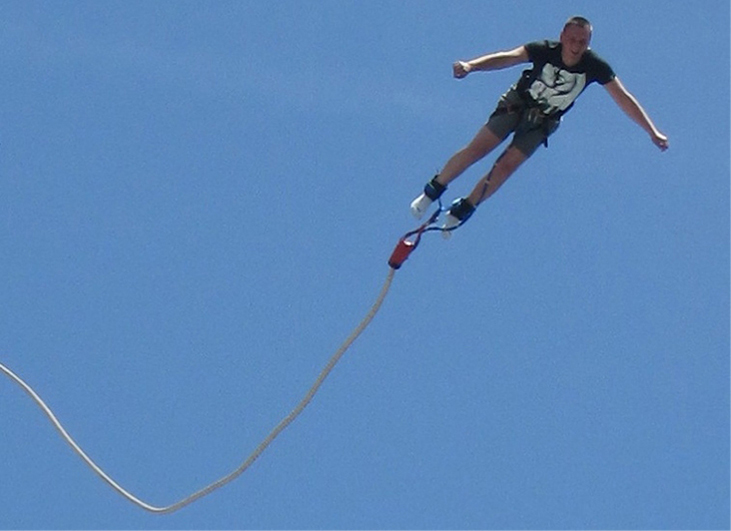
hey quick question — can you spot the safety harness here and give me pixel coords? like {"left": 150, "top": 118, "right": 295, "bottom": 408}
{"left": 490, "top": 99, "right": 561, "bottom": 149}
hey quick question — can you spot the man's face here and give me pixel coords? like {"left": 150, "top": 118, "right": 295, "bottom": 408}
{"left": 560, "top": 24, "right": 592, "bottom": 66}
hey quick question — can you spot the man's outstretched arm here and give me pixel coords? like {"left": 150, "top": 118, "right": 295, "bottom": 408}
{"left": 604, "top": 77, "right": 669, "bottom": 151}
{"left": 453, "top": 45, "right": 530, "bottom": 78}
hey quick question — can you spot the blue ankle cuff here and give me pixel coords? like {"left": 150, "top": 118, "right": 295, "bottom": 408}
{"left": 450, "top": 198, "right": 475, "bottom": 221}
{"left": 424, "top": 177, "right": 446, "bottom": 200}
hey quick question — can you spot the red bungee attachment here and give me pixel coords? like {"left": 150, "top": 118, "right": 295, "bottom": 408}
{"left": 388, "top": 238, "right": 416, "bottom": 270}
{"left": 388, "top": 204, "right": 443, "bottom": 270}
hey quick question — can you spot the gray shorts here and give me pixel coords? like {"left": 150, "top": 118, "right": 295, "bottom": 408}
{"left": 486, "top": 89, "right": 561, "bottom": 157}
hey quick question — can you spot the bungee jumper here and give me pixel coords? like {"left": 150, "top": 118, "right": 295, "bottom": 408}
{"left": 409, "top": 16, "right": 669, "bottom": 235}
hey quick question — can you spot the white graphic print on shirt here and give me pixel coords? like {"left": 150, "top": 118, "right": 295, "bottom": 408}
{"left": 527, "top": 63, "right": 587, "bottom": 114}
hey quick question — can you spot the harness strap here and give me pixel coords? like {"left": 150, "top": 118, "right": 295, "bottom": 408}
{"left": 492, "top": 102, "right": 559, "bottom": 149}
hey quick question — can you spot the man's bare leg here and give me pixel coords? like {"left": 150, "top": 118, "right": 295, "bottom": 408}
{"left": 441, "top": 145, "right": 529, "bottom": 232}
{"left": 466, "top": 145, "right": 528, "bottom": 206}
{"left": 411, "top": 125, "right": 503, "bottom": 218}
{"left": 435, "top": 125, "right": 504, "bottom": 186}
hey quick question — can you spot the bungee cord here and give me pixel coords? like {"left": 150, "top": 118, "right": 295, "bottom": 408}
{"left": 0, "top": 267, "right": 395, "bottom": 514}
{"left": 1, "top": 210, "right": 449, "bottom": 514}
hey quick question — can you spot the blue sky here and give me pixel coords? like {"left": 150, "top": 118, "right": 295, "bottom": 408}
{"left": 1, "top": 1, "right": 728, "bottom": 529}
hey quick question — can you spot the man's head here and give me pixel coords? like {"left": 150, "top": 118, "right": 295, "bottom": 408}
{"left": 560, "top": 16, "right": 593, "bottom": 66}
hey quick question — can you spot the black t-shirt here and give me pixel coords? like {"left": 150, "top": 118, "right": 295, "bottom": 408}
{"left": 516, "top": 40, "right": 615, "bottom": 116}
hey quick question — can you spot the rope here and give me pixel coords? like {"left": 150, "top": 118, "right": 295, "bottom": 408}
{"left": 0, "top": 267, "right": 397, "bottom": 514}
